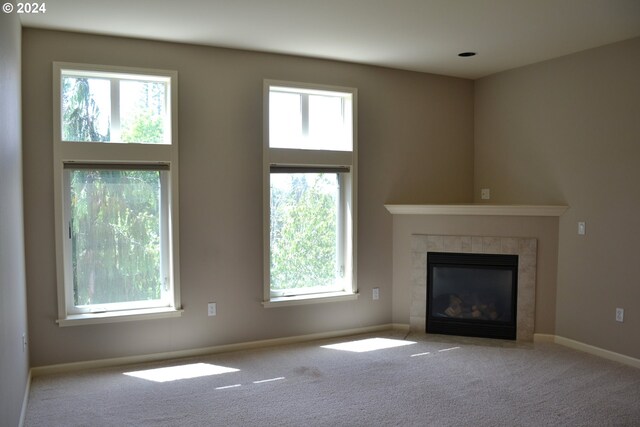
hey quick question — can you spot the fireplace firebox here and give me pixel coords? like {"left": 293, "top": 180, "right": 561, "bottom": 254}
{"left": 427, "top": 252, "right": 518, "bottom": 340}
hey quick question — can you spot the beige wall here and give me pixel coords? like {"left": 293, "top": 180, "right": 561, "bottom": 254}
{"left": 0, "top": 12, "right": 29, "bottom": 427}
{"left": 22, "top": 29, "right": 474, "bottom": 367}
{"left": 475, "top": 37, "right": 640, "bottom": 358}
{"left": 391, "top": 215, "right": 559, "bottom": 335}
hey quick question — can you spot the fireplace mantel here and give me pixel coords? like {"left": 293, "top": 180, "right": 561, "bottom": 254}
{"left": 385, "top": 204, "right": 568, "bottom": 217}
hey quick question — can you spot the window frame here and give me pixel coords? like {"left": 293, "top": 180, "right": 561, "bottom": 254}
{"left": 52, "top": 62, "right": 181, "bottom": 326}
{"left": 263, "top": 80, "right": 358, "bottom": 307}
{"left": 62, "top": 164, "right": 171, "bottom": 315}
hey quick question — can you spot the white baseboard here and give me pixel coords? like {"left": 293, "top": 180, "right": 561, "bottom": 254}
{"left": 553, "top": 335, "right": 640, "bottom": 369}
{"left": 31, "top": 326, "right": 637, "bottom": 379}
{"left": 391, "top": 323, "right": 410, "bottom": 331}
{"left": 31, "top": 324, "right": 402, "bottom": 377}
{"left": 534, "top": 333, "right": 640, "bottom": 369}
{"left": 19, "top": 369, "right": 31, "bottom": 427}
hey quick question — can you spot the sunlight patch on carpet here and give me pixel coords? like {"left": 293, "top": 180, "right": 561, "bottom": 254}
{"left": 124, "top": 363, "right": 239, "bottom": 383}
{"left": 216, "top": 384, "right": 242, "bottom": 390}
{"left": 253, "top": 377, "right": 285, "bottom": 384}
{"left": 321, "top": 337, "right": 416, "bottom": 353}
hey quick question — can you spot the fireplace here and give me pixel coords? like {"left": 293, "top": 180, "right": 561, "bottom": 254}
{"left": 427, "top": 252, "right": 518, "bottom": 340}
{"left": 409, "top": 235, "right": 537, "bottom": 341}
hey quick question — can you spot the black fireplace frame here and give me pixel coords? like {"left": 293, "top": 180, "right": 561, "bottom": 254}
{"left": 426, "top": 252, "right": 518, "bottom": 340}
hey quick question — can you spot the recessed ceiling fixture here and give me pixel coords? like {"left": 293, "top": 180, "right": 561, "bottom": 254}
{"left": 458, "top": 52, "right": 477, "bottom": 57}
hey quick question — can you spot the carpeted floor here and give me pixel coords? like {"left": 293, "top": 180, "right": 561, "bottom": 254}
{"left": 25, "top": 330, "right": 640, "bottom": 426}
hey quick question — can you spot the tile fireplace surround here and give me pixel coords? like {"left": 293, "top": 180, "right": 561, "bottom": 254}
{"left": 410, "top": 235, "right": 537, "bottom": 341}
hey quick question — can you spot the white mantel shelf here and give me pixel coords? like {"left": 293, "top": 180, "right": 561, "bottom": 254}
{"left": 385, "top": 204, "right": 568, "bottom": 217}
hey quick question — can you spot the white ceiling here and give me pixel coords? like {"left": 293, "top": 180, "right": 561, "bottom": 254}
{"left": 19, "top": 0, "right": 640, "bottom": 79}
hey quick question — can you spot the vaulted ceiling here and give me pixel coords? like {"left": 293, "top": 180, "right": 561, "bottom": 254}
{"left": 20, "top": 0, "right": 640, "bottom": 79}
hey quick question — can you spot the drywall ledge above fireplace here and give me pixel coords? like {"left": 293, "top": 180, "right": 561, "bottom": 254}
{"left": 385, "top": 204, "right": 568, "bottom": 217}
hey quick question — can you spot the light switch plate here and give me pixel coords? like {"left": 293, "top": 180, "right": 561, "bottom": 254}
{"left": 208, "top": 302, "right": 217, "bottom": 316}
{"left": 578, "top": 222, "right": 586, "bottom": 235}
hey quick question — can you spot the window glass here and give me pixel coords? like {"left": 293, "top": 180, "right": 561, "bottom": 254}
{"left": 308, "top": 94, "right": 348, "bottom": 150}
{"left": 68, "top": 168, "right": 167, "bottom": 309}
{"left": 269, "top": 87, "right": 352, "bottom": 151}
{"left": 120, "top": 80, "right": 167, "bottom": 144}
{"left": 269, "top": 91, "right": 302, "bottom": 149}
{"left": 270, "top": 172, "right": 340, "bottom": 293}
{"left": 60, "top": 70, "right": 170, "bottom": 144}
{"left": 62, "top": 76, "right": 111, "bottom": 142}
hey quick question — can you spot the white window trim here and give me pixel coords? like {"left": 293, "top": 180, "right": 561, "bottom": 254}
{"left": 57, "top": 307, "right": 185, "bottom": 327}
{"left": 263, "top": 292, "right": 358, "bottom": 308}
{"left": 262, "top": 79, "right": 358, "bottom": 307}
{"left": 52, "top": 62, "right": 181, "bottom": 325}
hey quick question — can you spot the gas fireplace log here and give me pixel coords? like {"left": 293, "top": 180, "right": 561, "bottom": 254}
{"left": 444, "top": 294, "right": 463, "bottom": 318}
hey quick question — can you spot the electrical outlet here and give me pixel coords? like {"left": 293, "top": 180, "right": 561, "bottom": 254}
{"left": 372, "top": 288, "right": 380, "bottom": 300}
{"left": 22, "top": 333, "right": 27, "bottom": 352}
{"left": 208, "top": 302, "right": 217, "bottom": 316}
{"left": 480, "top": 188, "right": 490, "bottom": 200}
{"left": 616, "top": 308, "right": 624, "bottom": 322}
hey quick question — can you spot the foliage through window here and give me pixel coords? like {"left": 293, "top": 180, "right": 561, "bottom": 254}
{"left": 53, "top": 63, "right": 180, "bottom": 323}
{"left": 270, "top": 172, "right": 340, "bottom": 292}
{"left": 61, "top": 70, "right": 170, "bottom": 144}
{"left": 67, "top": 167, "right": 169, "bottom": 310}
{"left": 264, "top": 81, "right": 357, "bottom": 302}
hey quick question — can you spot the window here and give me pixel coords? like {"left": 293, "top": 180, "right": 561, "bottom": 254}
{"left": 53, "top": 63, "right": 181, "bottom": 325}
{"left": 263, "top": 81, "right": 357, "bottom": 306}
{"left": 269, "top": 85, "right": 353, "bottom": 151}
{"left": 60, "top": 69, "right": 170, "bottom": 144}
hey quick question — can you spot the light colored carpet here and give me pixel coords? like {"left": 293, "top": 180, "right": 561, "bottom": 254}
{"left": 25, "top": 330, "right": 640, "bottom": 426}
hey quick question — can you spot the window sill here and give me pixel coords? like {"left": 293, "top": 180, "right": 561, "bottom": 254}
{"left": 56, "top": 307, "right": 183, "bottom": 327}
{"left": 262, "top": 291, "right": 358, "bottom": 308}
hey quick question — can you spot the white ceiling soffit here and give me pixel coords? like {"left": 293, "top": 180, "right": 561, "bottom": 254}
{"left": 19, "top": 0, "right": 640, "bottom": 79}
